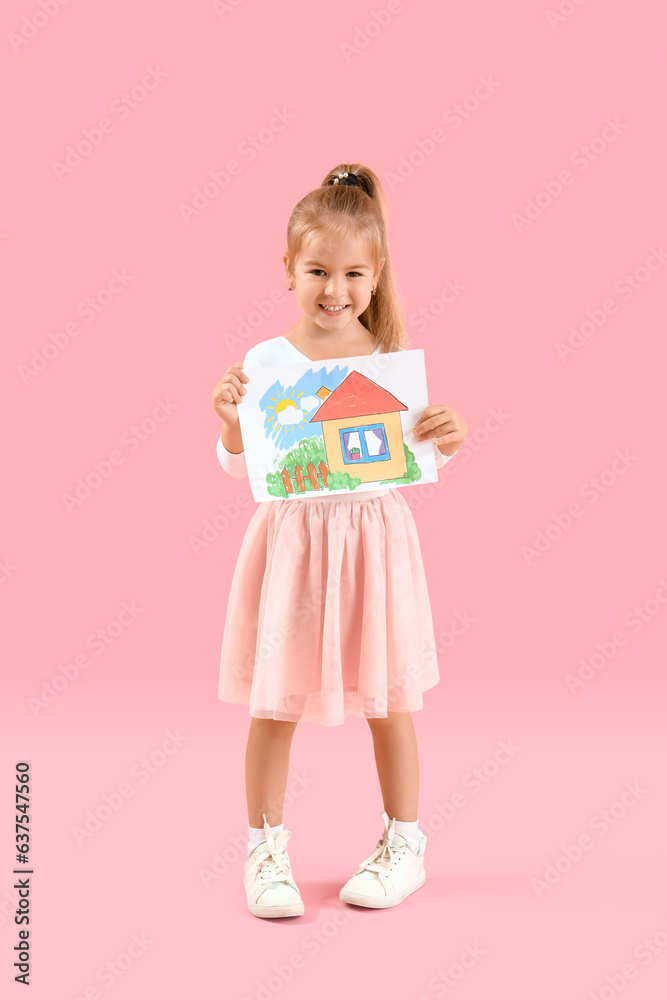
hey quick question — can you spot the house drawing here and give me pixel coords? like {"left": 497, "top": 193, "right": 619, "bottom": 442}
{"left": 308, "top": 369, "right": 408, "bottom": 483}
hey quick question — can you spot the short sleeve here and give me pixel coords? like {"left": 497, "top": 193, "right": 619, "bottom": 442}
{"left": 215, "top": 346, "right": 261, "bottom": 479}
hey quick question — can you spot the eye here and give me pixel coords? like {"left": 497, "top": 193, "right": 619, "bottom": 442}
{"left": 308, "top": 270, "right": 363, "bottom": 277}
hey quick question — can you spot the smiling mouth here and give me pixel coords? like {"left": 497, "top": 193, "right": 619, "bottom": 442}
{"left": 319, "top": 304, "right": 350, "bottom": 313}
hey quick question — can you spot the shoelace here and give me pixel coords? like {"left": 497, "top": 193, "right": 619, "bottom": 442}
{"left": 251, "top": 830, "right": 294, "bottom": 886}
{"left": 356, "top": 814, "right": 409, "bottom": 876}
{"left": 359, "top": 839, "right": 407, "bottom": 875}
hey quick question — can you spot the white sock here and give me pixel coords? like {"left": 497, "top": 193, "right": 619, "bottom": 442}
{"left": 247, "top": 822, "right": 283, "bottom": 857}
{"left": 393, "top": 818, "right": 427, "bottom": 855}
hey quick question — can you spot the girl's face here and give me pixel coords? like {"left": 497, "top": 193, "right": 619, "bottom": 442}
{"left": 289, "top": 232, "right": 385, "bottom": 334}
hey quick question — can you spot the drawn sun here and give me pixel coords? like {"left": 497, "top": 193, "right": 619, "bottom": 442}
{"left": 265, "top": 392, "right": 311, "bottom": 450}
{"left": 274, "top": 398, "right": 299, "bottom": 418}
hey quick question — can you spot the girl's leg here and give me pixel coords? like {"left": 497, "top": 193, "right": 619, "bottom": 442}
{"left": 245, "top": 717, "right": 298, "bottom": 828}
{"left": 366, "top": 711, "right": 419, "bottom": 820}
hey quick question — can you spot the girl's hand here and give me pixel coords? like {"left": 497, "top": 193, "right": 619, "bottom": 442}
{"left": 211, "top": 362, "right": 249, "bottom": 423}
{"left": 412, "top": 404, "right": 467, "bottom": 457}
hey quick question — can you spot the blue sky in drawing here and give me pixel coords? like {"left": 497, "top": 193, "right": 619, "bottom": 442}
{"left": 259, "top": 363, "right": 349, "bottom": 452}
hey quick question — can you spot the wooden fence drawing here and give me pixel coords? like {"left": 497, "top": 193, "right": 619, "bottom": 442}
{"left": 281, "top": 461, "right": 330, "bottom": 495}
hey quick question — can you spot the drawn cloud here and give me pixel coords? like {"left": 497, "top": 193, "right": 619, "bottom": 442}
{"left": 276, "top": 406, "right": 305, "bottom": 426}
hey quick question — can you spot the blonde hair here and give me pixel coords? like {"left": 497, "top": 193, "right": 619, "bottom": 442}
{"left": 283, "top": 163, "right": 408, "bottom": 353}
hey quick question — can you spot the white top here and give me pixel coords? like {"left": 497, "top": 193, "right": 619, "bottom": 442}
{"left": 216, "top": 335, "right": 454, "bottom": 501}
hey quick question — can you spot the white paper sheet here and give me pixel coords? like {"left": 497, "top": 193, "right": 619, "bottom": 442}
{"left": 236, "top": 348, "right": 438, "bottom": 503}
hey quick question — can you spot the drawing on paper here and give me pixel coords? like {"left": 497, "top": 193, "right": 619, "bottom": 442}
{"left": 235, "top": 348, "right": 436, "bottom": 503}
{"left": 259, "top": 366, "right": 420, "bottom": 499}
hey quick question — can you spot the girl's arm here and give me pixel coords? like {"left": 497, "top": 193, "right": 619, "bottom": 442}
{"left": 217, "top": 433, "right": 248, "bottom": 479}
{"left": 397, "top": 344, "right": 456, "bottom": 470}
{"left": 215, "top": 347, "right": 260, "bottom": 479}
{"left": 434, "top": 446, "right": 454, "bottom": 470}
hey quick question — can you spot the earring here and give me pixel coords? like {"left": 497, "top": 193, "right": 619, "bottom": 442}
{"left": 371, "top": 286, "right": 376, "bottom": 295}
{"left": 288, "top": 285, "right": 294, "bottom": 291}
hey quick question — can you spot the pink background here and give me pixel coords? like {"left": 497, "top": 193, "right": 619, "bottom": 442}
{"left": 2, "top": 0, "right": 666, "bottom": 997}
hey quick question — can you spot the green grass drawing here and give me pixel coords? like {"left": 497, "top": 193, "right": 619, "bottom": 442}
{"left": 266, "top": 436, "right": 421, "bottom": 498}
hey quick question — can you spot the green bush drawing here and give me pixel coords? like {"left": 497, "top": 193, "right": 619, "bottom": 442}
{"left": 265, "top": 436, "right": 420, "bottom": 498}
{"left": 325, "top": 468, "right": 362, "bottom": 491}
{"left": 377, "top": 443, "right": 422, "bottom": 485}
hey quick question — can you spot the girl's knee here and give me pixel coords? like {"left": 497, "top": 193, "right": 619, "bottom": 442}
{"left": 366, "top": 711, "right": 412, "bottom": 728}
{"left": 366, "top": 712, "right": 410, "bottom": 726}
{"left": 250, "top": 717, "right": 298, "bottom": 736}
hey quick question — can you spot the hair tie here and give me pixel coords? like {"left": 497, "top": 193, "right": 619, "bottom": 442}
{"left": 331, "top": 171, "right": 360, "bottom": 187}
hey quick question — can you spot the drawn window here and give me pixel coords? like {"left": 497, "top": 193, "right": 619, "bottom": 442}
{"left": 340, "top": 423, "right": 389, "bottom": 464}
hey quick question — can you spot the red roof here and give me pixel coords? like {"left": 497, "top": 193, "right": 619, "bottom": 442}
{"left": 309, "top": 370, "right": 407, "bottom": 423}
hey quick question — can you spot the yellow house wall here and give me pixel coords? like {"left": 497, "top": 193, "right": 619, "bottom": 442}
{"left": 321, "top": 411, "right": 407, "bottom": 482}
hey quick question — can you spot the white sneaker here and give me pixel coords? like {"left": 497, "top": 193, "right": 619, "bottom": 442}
{"left": 339, "top": 810, "right": 426, "bottom": 908}
{"left": 244, "top": 814, "right": 304, "bottom": 918}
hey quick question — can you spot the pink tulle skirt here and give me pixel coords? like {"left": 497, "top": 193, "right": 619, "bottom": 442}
{"left": 218, "top": 489, "right": 440, "bottom": 726}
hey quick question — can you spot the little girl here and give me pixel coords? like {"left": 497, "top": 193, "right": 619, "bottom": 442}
{"left": 211, "top": 163, "right": 467, "bottom": 919}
